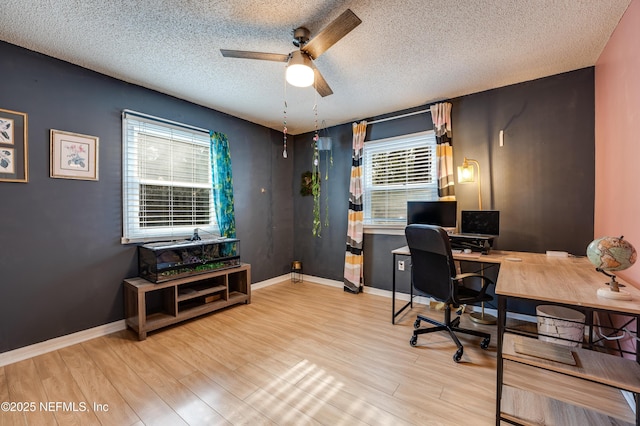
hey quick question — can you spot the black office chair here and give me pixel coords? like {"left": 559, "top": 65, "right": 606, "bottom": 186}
{"left": 405, "top": 224, "right": 495, "bottom": 362}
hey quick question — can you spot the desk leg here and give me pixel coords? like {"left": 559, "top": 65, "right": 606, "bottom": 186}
{"left": 392, "top": 252, "right": 413, "bottom": 324}
{"left": 636, "top": 315, "right": 639, "bottom": 364}
{"left": 495, "top": 294, "right": 506, "bottom": 425}
{"left": 636, "top": 316, "right": 639, "bottom": 426}
{"left": 392, "top": 253, "right": 396, "bottom": 324}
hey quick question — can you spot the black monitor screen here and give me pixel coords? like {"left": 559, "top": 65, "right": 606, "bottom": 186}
{"left": 407, "top": 201, "right": 457, "bottom": 228}
{"left": 461, "top": 210, "right": 500, "bottom": 236}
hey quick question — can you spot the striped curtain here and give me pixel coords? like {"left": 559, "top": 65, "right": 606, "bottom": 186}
{"left": 430, "top": 102, "right": 455, "bottom": 200}
{"left": 344, "top": 121, "right": 367, "bottom": 293}
{"left": 210, "top": 131, "right": 236, "bottom": 238}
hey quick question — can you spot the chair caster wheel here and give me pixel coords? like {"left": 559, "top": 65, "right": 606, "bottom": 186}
{"left": 413, "top": 319, "right": 421, "bottom": 329}
{"left": 409, "top": 335, "right": 418, "bottom": 347}
{"left": 453, "top": 348, "right": 463, "bottom": 363}
{"left": 480, "top": 337, "right": 490, "bottom": 349}
{"left": 451, "top": 317, "right": 461, "bottom": 328}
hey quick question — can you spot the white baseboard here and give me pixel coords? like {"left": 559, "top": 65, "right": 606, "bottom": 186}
{"left": 0, "top": 320, "right": 126, "bottom": 367}
{"left": 0, "top": 274, "right": 524, "bottom": 368}
{"left": 253, "top": 274, "right": 438, "bottom": 307}
{"left": 362, "top": 285, "right": 431, "bottom": 306}
{"left": 251, "top": 274, "right": 291, "bottom": 290}
{"left": 252, "top": 274, "right": 344, "bottom": 289}
{"left": 300, "top": 275, "right": 344, "bottom": 288}
{"left": 0, "top": 273, "right": 329, "bottom": 366}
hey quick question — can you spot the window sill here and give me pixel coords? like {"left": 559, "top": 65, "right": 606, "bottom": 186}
{"left": 121, "top": 235, "right": 193, "bottom": 245}
{"left": 121, "top": 230, "right": 221, "bottom": 245}
{"left": 363, "top": 224, "right": 406, "bottom": 235}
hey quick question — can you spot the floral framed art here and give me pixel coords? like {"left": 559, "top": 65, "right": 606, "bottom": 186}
{"left": 50, "top": 129, "right": 99, "bottom": 181}
{"left": 0, "top": 108, "right": 28, "bottom": 183}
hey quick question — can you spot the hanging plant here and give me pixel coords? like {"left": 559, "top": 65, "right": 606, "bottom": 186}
{"left": 309, "top": 109, "right": 333, "bottom": 236}
{"left": 300, "top": 171, "right": 319, "bottom": 196}
{"left": 311, "top": 137, "right": 321, "bottom": 236}
{"left": 319, "top": 128, "right": 333, "bottom": 228}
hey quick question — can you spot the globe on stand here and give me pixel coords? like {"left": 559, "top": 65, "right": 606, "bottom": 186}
{"left": 586, "top": 236, "right": 636, "bottom": 301}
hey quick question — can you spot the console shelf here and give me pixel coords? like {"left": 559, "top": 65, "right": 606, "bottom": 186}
{"left": 177, "top": 284, "right": 227, "bottom": 302}
{"left": 124, "top": 263, "right": 251, "bottom": 340}
{"left": 502, "top": 336, "right": 638, "bottom": 424}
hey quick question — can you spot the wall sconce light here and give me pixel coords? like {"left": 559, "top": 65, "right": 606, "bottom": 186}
{"left": 286, "top": 51, "right": 314, "bottom": 87}
{"left": 457, "top": 157, "right": 482, "bottom": 210}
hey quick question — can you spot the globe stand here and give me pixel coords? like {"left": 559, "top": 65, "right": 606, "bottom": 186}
{"left": 596, "top": 269, "right": 632, "bottom": 301}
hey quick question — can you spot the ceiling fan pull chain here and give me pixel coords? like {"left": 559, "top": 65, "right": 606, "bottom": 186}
{"left": 313, "top": 102, "right": 319, "bottom": 166}
{"left": 283, "top": 100, "right": 288, "bottom": 158}
{"left": 282, "top": 77, "right": 288, "bottom": 158}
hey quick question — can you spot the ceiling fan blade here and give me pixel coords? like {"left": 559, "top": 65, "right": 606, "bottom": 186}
{"left": 220, "top": 49, "right": 289, "bottom": 62}
{"left": 302, "top": 9, "right": 362, "bottom": 59}
{"left": 312, "top": 65, "right": 333, "bottom": 97}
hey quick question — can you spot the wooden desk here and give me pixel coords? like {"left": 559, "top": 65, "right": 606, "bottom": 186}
{"left": 393, "top": 247, "right": 640, "bottom": 320}
{"left": 494, "top": 252, "right": 640, "bottom": 425}
{"left": 392, "top": 246, "right": 640, "bottom": 424}
{"left": 496, "top": 252, "right": 640, "bottom": 314}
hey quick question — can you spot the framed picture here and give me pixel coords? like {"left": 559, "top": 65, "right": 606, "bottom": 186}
{"left": 0, "top": 117, "right": 14, "bottom": 144}
{"left": 0, "top": 108, "right": 28, "bottom": 183}
{"left": 50, "top": 129, "right": 99, "bottom": 181}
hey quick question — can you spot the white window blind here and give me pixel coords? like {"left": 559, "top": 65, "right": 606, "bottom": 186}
{"left": 122, "top": 112, "right": 217, "bottom": 243}
{"left": 363, "top": 131, "right": 438, "bottom": 224}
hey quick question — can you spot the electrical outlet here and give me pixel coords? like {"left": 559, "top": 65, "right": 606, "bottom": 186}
{"left": 398, "top": 260, "right": 405, "bottom": 271}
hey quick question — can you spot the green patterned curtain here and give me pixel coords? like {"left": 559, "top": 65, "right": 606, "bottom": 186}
{"left": 210, "top": 131, "right": 236, "bottom": 238}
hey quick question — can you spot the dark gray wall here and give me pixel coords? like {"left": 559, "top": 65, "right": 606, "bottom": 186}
{"left": 0, "top": 41, "right": 293, "bottom": 352}
{"left": 292, "top": 122, "right": 351, "bottom": 280}
{"left": 0, "top": 38, "right": 595, "bottom": 353}
{"left": 292, "top": 106, "right": 436, "bottom": 283}
{"left": 453, "top": 68, "right": 595, "bottom": 255}
{"left": 292, "top": 68, "right": 595, "bottom": 291}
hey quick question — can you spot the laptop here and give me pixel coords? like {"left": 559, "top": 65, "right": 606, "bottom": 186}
{"left": 458, "top": 210, "right": 500, "bottom": 237}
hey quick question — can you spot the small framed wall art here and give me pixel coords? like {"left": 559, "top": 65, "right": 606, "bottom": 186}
{"left": 50, "top": 129, "right": 99, "bottom": 181}
{"left": 0, "top": 108, "right": 28, "bottom": 183}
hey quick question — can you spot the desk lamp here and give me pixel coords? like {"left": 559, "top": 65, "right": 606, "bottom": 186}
{"left": 457, "top": 157, "right": 482, "bottom": 210}
{"left": 458, "top": 157, "right": 495, "bottom": 324}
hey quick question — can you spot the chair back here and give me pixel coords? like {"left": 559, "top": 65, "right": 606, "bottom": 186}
{"left": 405, "top": 224, "right": 457, "bottom": 302}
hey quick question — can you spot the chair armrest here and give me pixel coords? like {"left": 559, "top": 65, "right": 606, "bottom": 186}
{"left": 455, "top": 272, "right": 495, "bottom": 286}
{"left": 451, "top": 273, "right": 495, "bottom": 300}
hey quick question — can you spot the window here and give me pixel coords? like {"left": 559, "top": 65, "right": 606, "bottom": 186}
{"left": 122, "top": 111, "right": 217, "bottom": 243}
{"left": 363, "top": 131, "right": 438, "bottom": 225}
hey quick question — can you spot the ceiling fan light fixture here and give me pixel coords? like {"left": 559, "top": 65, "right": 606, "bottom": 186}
{"left": 286, "top": 51, "right": 314, "bottom": 87}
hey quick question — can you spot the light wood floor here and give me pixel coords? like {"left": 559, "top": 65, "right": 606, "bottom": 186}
{"left": 0, "top": 281, "right": 501, "bottom": 426}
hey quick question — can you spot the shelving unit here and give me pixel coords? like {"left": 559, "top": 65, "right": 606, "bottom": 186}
{"left": 494, "top": 253, "right": 640, "bottom": 425}
{"left": 124, "top": 263, "right": 251, "bottom": 340}
{"left": 500, "top": 333, "right": 640, "bottom": 424}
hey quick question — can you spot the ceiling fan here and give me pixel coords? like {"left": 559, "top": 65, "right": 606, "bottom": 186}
{"left": 220, "top": 9, "right": 362, "bottom": 97}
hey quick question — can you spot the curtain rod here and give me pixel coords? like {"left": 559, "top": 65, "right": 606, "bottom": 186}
{"left": 367, "top": 108, "right": 431, "bottom": 125}
{"left": 122, "top": 109, "right": 210, "bottom": 134}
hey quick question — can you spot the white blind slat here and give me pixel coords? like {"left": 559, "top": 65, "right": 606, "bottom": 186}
{"left": 363, "top": 131, "right": 438, "bottom": 224}
{"left": 122, "top": 113, "right": 218, "bottom": 243}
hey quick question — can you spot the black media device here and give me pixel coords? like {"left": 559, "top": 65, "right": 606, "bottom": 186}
{"left": 460, "top": 210, "right": 500, "bottom": 236}
{"left": 406, "top": 201, "right": 457, "bottom": 228}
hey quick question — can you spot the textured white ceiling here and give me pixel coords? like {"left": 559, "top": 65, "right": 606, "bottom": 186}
{"left": 0, "top": 0, "right": 631, "bottom": 134}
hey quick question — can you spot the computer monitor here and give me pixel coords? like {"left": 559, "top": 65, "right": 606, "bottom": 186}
{"left": 406, "top": 201, "right": 457, "bottom": 228}
{"left": 460, "top": 210, "right": 500, "bottom": 236}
